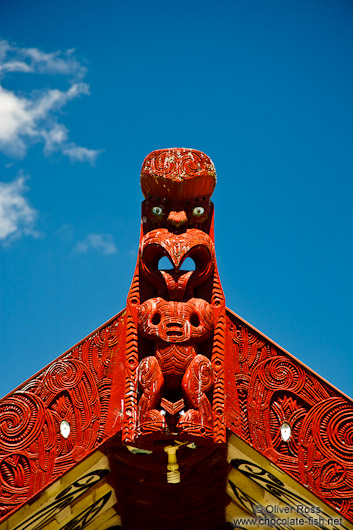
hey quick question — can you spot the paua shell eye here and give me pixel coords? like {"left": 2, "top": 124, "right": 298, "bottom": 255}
{"left": 152, "top": 206, "right": 163, "bottom": 216}
{"left": 193, "top": 206, "right": 205, "bottom": 216}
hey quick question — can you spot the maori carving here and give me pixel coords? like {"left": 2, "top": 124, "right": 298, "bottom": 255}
{"left": 123, "top": 148, "right": 226, "bottom": 443}
{"left": 298, "top": 397, "right": 353, "bottom": 509}
{"left": 137, "top": 297, "right": 214, "bottom": 437}
{"left": 2, "top": 147, "right": 352, "bottom": 526}
{"left": 225, "top": 310, "right": 353, "bottom": 522}
{"left": 0, "top": 311, "right": 126, "bottom": 523}
{"left": 140, "top": 228, "right": 216, "bottom": 300}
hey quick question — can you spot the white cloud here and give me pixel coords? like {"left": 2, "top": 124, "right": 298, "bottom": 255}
{"left": 62, "top": 145, "right": 103, "bottom": 164}
{"left": 43, "top": 124, "right": 69, "bottom": 154}
{"left": 0, "top": 40, "right": 86, "bottom": 80}
{"left": 1, "top": 61, "right": 33, "bottom": 73}
{"left": 0, "top": 39, "right": 100, "bottom": 163}
{"left": 75, "top": 234, "right": 117, "bottom": 255}
{"left": 0, "top": 174, "right": 38, "bottom": 243}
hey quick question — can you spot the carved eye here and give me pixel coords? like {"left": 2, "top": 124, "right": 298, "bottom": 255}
{"left": 152, "top": 312, "right": 161, "bottom": 325}
{"left": 280, "top": 422, "right": 291, "bottom": 442}
{"left": 152, "top": 206, "right": 163, "bottom": 216}
{"left": 193, "top": 206, "right": 205, "bottom": 216}
{"left": 60, "top": 420, "right": 71, "bottom": 439}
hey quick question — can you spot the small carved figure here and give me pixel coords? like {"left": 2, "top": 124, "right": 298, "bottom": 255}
{"left": 136, "top": 297, "right": 214, "bottom": 436}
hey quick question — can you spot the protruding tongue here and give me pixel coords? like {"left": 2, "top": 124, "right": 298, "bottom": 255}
{"left": 160, "top": 270, "right": 194, "bottom": 301}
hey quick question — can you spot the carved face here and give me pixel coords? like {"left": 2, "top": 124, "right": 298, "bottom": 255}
{"left": 140, "top": 228, "right": 215, "bottom": 300}
{"left": 143, "top": 196, "right": 212, "bottom": 230}
{"left": 140, "top": 148, "right": 216, "bottom": 233}
{"left": 138, "top": 298, "right": 214, "bottom": 343}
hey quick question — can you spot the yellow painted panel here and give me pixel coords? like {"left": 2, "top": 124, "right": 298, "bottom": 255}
{"left": 12, "top": 480, "right": 117, "bottom": 530}
{"left": 226, "top": 500, "right": 262, "bottom": 529}
{"left": 1, "top": 450, "right": 114, "bottom": 530}
{"left": 85, "top": 506, "right": 122, "bottom": 530}
{"left": 227, "top": 434, "right": 353, "bottom": 530}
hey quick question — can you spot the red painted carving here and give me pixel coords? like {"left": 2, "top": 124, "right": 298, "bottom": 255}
{"left": 2, "top": 147, "right": 352, "bottom": 526}
{"left": 123, "top": 148, "right": 226, "bottom": 444}
{"left": 0, "top": 311, "right": 126, "bottom": 522}
{"left": 224, "top": 310, "right": 353, "bottom": 522}
{"left": 140, "top": 228, "right": 216, "bottom": 301}
{"left": 136, "top": 297, "right": 215, "bottom": 437}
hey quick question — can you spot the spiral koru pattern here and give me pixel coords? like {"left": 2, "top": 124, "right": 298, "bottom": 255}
{"left": 142, "top": 148, "right": 216, "bottom": 181}
{"left": 299, "top": 397, "right": 353, "bottom": 464}
{"left": 0, "top": 392, "right": 46, "bottom": 451}
{"left": 147, "top": 149, "right": 177, "bottom": 177}
{"left": 94, "top": 320, "right": 121, "bottom": 348}
{"left": 43, "top": 359, "right": 85, "bottom": 394}
{"left": 179, "top": 150, "right": 213, "bottom": 179}
{"left": 255, "top": 356, "right": 306, "bottom": 394}
{"left": 188, "top": 355, "right": 214, "bottom": 395}
{"left": 138, "top": 357, "right": 161, "bottom": 389}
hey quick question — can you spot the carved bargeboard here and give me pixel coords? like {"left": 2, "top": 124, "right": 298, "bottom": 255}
{"left": 0, "top": 312, "right": 126, "bottom": 522}
{"left": 224, "top": 310, "right": 353, "bottom": 522}
{"left": 122, "top": 148, "right": 226, "bottom": 443}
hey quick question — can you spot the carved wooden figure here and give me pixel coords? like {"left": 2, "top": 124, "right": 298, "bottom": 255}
{"left": 122, "top": 148, "right": 226, "bottom": 444}
{"left": 1, "top": 148, "right": 352, "bottom": 527}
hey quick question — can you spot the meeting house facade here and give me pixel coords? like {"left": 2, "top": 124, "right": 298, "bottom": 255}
{"left": 0, "top": 149, "right": 352, "bottom": 530}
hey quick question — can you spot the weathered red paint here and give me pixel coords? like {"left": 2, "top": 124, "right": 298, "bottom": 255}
{"left": 122, "top": 148, "right": 226, "bottom": 444}
{"left": 0, "top": 148, "right": 352, "bottom": 526}
{"left": 0, "top": 311, "right": 126, "bottom": 522}
{"left": 224, "top": 308, "right": 353, "bottom": 522}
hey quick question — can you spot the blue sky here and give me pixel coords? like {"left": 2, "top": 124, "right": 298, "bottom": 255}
{"left": 0, "top": 0, "right": 352, "bottom": 399}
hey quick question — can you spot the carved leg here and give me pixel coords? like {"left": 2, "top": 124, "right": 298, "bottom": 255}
{"left": 137, "top": 356, "right": 166, "bottom": 435}
{"left": 177, "top": 355, "right": 214, "bottom": 438}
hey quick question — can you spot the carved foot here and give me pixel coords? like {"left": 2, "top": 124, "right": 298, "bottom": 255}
{"left": 136, "top": 409, "right": 166, "bottom": 436}
{"left": 177, "top": 407, "right": 213, "bottom": 438}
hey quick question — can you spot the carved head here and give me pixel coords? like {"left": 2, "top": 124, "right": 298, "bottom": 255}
{"left": 140, "top": 148, "right": 216, "bottom": 231}
{"left": 138, "top": 298, "right": 214, "bottom": 343}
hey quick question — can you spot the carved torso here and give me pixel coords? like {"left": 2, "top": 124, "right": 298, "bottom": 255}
{"left": 138, "top": 297, "right": 214, "bottom": 388}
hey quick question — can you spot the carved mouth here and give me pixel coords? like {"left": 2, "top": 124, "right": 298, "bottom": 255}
{"left": 165, "top": 322, "right": 184, "bottom": 337}
{"left": 166, "top": 330, "right": 183, "bottom": 337}
{"left": 141, "top": 229, "right": 214, "bottom": 270}
{"left": 140, "top": 229, "right": 215, "bottom": 300}
{"left": 161, "top": 319, "right": 189, "bottom": 342}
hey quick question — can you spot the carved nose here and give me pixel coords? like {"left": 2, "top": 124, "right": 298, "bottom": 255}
{"left": 167, "top": 210, "right": 188, "bottom": 227}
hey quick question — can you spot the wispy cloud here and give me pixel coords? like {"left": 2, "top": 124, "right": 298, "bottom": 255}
{"left": 0, "top": 39, "right": 102, "bottom": 163}
{"left": 74, "top": 234, "right": 117, "bottom": 255}
{"left": 62, "top": 145, "right": 102, "bottom": 164}
{"left": 0, "top": 173, "right": 39, "bottom": 243}
{"left": 0, "top": 39, "right": 87, "bottom": 79}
